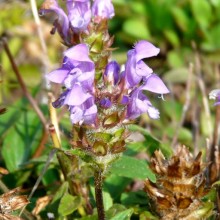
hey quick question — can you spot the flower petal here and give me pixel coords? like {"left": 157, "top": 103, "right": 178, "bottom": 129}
{"left": 64, "top": 44, "right": 92, "bottom": 63}
{"left": 140, "top": 74, "right": 169, "bottom": 94}
{"left": 64, "top": 84, "right": 92, "bottom": 105}
{"left": 70, "top": 106, "right": 83, "bottom": 124}
{"left": 135, "top": 40, "right": 160, "bottom": 62}
{"left": 46, "top": 68, "right": 69, "bottom": 83}
{"left": 147, "top": 106, "right": 160, "bottom": 119}
{"left": 92, "top": 0, "right": 115, "bottom": 18}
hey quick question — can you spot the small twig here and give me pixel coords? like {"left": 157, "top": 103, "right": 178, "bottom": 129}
{"left": 32, "top": 130, "right": 49, "bottom": 158}
{"left": 192, "top": 101, "right": 200, "bottom": 156}
{"left": 171, "top": 63, "right": 193, "bottom": 148}
{"left": 19, "top": 148, "right": 57, "bottom": 217}
{"left": 0, "top": 37, "right": 48, "bottom": 129}
{"left": 94, "top": 170, "right": 105, "bottom": 220}
{"left": 193, "top": 42, "right": 212, "bottom": 142}
{"left": 30, "top": 0, "right": 47, "bottom": 55}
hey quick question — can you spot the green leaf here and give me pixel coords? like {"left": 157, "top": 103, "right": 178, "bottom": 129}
{"left": 104, "top": 174, "right": 132, "bottom": 200}
{"left": 0, "top": 99, "right": 27, "bottom": 137}
{"left": 110, "top": 208, "right": 133, "bottom": 220}
{"left": 121, "top": 191, "right": 148, "bottom": 206}
{"left": 190, "top": 0, "right": 212, "bottom": 29}
{"left": 109, "top": 155, "right": 156, "bottom": 182}
{"left": 164, "top": 67, "right": 189, "bottom": 83}
{"left": 140, "top": 211, "right": 159, "bottom": 220}
{"left": 123, "top": 18, "right": 151, "bottom": 39}
{"left": 2, "top": 109, "right": 42, "bottom": 172}
{"left": 58, "top": 194, "right": 81, "bottom": 216}
{"left": 167, "top": 51, "right": 185, "bottom": 69}
{"left": 171, "top": 7, "right": 190, "bottom": 32}
{"left": 163, "top": 29, "right": 180, "bottom": 48}
{"left": 51, "top": 181, "right": 69, "bottom": 204}
{"left": 90, "top": 186, "right": 113, "bottom": 211}
{"left": 202, "top": 25, "right": 220, "bottom": 51}
{"left": 128, "top": 124, "right": 166, "bottom": 156}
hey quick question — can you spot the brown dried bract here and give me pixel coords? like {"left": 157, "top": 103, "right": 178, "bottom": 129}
{"left": 0, "top": 188, "right": 29, "bottom": 219}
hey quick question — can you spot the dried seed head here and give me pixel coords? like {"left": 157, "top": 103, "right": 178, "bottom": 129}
{"left": 144, "top": 146, "right": 214, "bottom": 220}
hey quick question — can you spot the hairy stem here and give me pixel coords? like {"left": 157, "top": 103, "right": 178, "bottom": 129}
{"left": 94, "top": 169, "right": 105, "bottom": 220}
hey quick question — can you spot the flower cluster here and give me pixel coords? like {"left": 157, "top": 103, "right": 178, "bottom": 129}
{"left": 41, "top": 0, "right": 114, "bottom": 44}
{"left": 47, "top": 40, "right": 169, "bottom": 125}
{"left": 42, "top": 0, "right": 169, "bottom": 155}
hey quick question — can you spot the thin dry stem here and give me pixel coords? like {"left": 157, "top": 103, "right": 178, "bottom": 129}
{"left": 171, "top": 63, "right": 193, "bottom": 148}
{"left": 0, "top": 37, "right": 48, "bottom": 129}
{"left": 19, "top": 149, "right": 57, "bottom": 217}
{"left": 193, "top": 43, "right": 212, "bottom": 142}
{"left": 48, "top": 92, "right": 61, "bottom": 142}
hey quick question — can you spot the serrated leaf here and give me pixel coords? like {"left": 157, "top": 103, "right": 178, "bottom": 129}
{"left": 110, "top": 155, "right": 156, "bottom": 182}
{"left": 58, "top": 194, "right": 81, "bottom": 216}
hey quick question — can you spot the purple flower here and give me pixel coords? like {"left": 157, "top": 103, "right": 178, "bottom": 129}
{"left": 47, "top": 44, "right": 97, "bottom": 125}
{"left": 140, "top": 74, "right": 169, "bottom": 94}
{"left": 100, "top": 98, "right": 112, "bottom": 108}
{"left": 126, "top": 89, "right": 160, "bottom": 120}
{"left": 70, "top": 97, "right": 97, "bottom": 124}
{"left": 209, "top": 89, "right": 220, "bottom": 106}
{"left": 46, "top": 44, "right": 95, "bottom": 90}
{"left": 66, "top": 0, "right": 91, "bottom": 32}
{"left": 40, "top": 0, "right": 69, "bottom": 39}
{"left": 104, "top": 61, "right": 120, "bottom": 85}
{"left": 92, "top": 0, "right": 115, "bottom": 19}
{"left": 125, "top": 40, "right": 160, "bottom": 88}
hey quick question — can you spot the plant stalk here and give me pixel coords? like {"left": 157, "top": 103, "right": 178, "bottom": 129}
{"left": 94, "top": 169, "right": 105, "bottom": 220}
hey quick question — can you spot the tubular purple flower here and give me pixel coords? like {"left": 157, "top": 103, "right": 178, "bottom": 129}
{"left": 104, "top": 61, "right": 120, "bottom": 85}
{"left": 140, "top": 74, "right": 170, "bottom": 94}
{"left": 100, "top": 98, "right": 112, "bottom": 108}
{"left": 46, "top": 44, "right": 95, "bottom": 91}
{"left": 209, "top": 89, "right": 220, "bottom": 106}
{"left": 40, "top": 0, "right": 69, "bottom": 38}
{"left": 125, "top": 41, "right": 160, "bottom": 88}
{"left": 70, "top": 97, "right": 97, "bottom": 124}
{"left": 66, "top": 0, "right": 91, "bottom": 32}
{"left": 126, "top": 89, "right": 160, "bottom": 120}
{"left": 92, "top": 0, "right": 115, "bottom": 19}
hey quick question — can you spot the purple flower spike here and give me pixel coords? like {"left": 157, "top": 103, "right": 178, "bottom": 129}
{"left": 66, "top": 0, "right": 91, "bottom": 32}
{"left": 140, "top": 74, "right": 170, "bottom": 94}
{"left": 125, "top": 41, "right": 160, "bottom": 88}
{"left": 92, "top": 0, "right": 115, "bottom": 19}
{"left": 40, "top": 0, "right": 69, "bottom": 38}
{"left": 104, "top": 61, "right": 120, "bottom": 85}
{"left": 127, "top": 89, "right": 160, "bottom": 120}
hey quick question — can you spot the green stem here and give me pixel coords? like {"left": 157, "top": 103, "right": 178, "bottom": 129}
{"left": 94, "top": 169, "right": 105, "bottom": 220}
